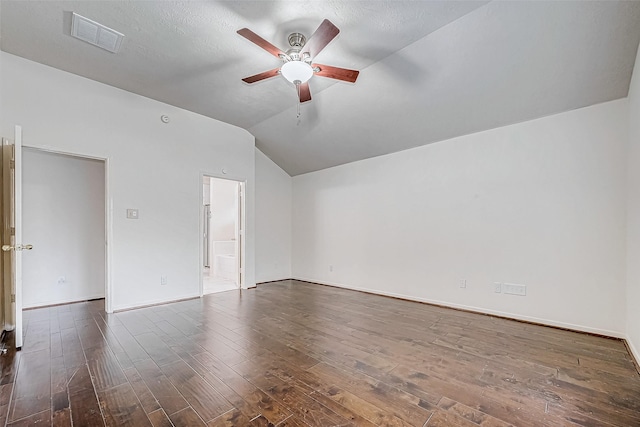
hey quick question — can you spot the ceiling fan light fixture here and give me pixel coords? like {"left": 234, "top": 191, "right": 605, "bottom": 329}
{"left": 280, "top": 61, "right": 313, "bottom": 84}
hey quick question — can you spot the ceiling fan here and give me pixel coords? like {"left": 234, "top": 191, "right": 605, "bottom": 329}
{"left": 237, "top": 19, "right": 359, "bottom": 103}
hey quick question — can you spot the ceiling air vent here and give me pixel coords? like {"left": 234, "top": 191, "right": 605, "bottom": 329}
{"left": 71, "top": 12, "right": 124, "bottom": 53}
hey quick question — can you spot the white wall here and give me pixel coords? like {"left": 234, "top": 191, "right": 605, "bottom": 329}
{"left": 0, "top": 52, "right": 256, "bottom": 311}
{"left": 255, "top": 149, "right": 292, "bottom": 283}
{"left": 293, "top": 99, "right": 628, "bottom": 337}
{"left": 22, "top": 149, "right": 105, "bottom": 308}
{"left": 627, "top": 45, "right": 640, "bottom": 362}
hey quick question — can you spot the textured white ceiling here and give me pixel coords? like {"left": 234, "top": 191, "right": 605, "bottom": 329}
{"left": 2, "top": 1, "right": 640, "bottom": 175}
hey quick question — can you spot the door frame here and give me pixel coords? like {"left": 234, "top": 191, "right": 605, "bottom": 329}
{"left": 1, "top": 128, "right": 23, "bottom": 347}
{"left": 199, "top": 172, "right": 246, "bottom": 296}
{"left": 22, "top": 145, "right": 113, "bottom": 313}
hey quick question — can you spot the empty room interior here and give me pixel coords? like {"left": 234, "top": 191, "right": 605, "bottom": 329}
{"left": 0, "top": 1, "right": 639, "bottom": 426}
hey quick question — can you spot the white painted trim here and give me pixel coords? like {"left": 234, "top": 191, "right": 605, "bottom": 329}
{"left": 104, "top": 158, "right": 113, "bottom": 314}
{"left": 198, "top": 173, "right": 247, "bottom": 297}
{"left": 199, "top": 174, "right": 204, "bottom": 298}
{"left": 256, "top": 276, "right": 291, "bottom": 284}
{"left": 23, "top": 294, "right": 106, "bottom": 310}
{"left": 239, "top": 181, "right": 246, "bottom": 289}
{"left": 14, "top": 125, "right": 23, "bottom": 349}
{"left": 292, "top": 276, "right": 626, "bottom": 339}
{"left": 22, "top": 144, "right": 112, "bottom": 314}
{"left": 112, "top": 293, "right": 201, "bottom": 312}
{"left": 626, "top": 336, "right": 640, "bottom": 368}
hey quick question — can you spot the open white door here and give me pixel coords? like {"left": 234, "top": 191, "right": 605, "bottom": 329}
{"left": 1, "top": 126, "right": 28, "bottom": 349}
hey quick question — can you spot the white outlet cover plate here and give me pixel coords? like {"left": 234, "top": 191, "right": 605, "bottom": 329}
{"left": 503, "top": 283, "right": 526, "bottom": 296}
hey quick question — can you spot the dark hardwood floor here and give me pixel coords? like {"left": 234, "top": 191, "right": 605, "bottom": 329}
{"left": 1, "top": 280, "right": 639, "bottom": 426}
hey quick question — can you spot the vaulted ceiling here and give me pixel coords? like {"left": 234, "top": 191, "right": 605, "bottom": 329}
{"left": 2, "top": 1, "right": 640, "bottom": 175}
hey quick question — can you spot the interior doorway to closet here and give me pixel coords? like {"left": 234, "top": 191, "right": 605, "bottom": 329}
{"left": 22, "top": 148, "right": 106, "bottom": 308}
{"left": 202, "top": 176, "right": 243, "bottom": 295}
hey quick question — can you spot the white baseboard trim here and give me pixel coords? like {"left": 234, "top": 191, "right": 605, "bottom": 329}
{"left": 256, "top": 277, "right": 291, "bottom": 285}
{"left": 292, "top": 276, "right": 626, "bottom": 339}
{"left": 112, "top": 286, "right": 258, "bottom": 312}
{"left": 625, "top": 336, "right": 640, "bottom": 369}
{"left": 241, "top": 282, "right": 257, "bottom": 289}
{"left": 23, "top": 294, "right": 106, "bottom": 310}
{"left": 113, "top": 293, "right": 200, "bottom": 312}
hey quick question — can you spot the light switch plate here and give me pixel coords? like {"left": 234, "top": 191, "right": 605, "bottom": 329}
{"left": 126, "top": 209, "right": 139, "bottom": 219}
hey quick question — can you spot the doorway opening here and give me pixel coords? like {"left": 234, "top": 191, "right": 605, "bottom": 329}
{"left": 1, "top": 128, "right": 110, "bottom": 351}
{"left": 22, "top": 148, "right": 107, "bottom": 308}
{"left": 202, "top": 176, "right": 243, "bottom": 295}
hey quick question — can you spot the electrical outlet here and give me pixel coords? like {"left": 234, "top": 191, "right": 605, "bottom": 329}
{"left": 329, "top": 265, "right": 333, "bottom": 272}
{"left": 160, "top": 276, "right": 168, "bottom": 286}
{"left": 503, "top": 283, "right": 526, "bottom": 296}
{"left": 459, "top": 279, "right": 467, "bottom": 288}
{"left": 494, "top": 282, "right": 502, "bottom": 293}
{"left": 57, "top": 276, "right": 66, "bottom": 285}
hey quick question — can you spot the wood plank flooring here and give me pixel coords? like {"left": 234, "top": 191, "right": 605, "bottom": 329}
{"left": 1, "top": 280, "right": 639, "bottom": 426}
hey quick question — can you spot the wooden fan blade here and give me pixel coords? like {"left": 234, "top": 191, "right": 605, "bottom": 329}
{"left": 303, "top": 19, "right": 339, "bottom": 58}
{"left": 299, "top": 82, "right": 311, "bottom": 103}
{"left": 242, "top": 67, "right": 280, "bottom": 84}
{"left": 237, "top": 28, "right": 284, "bottom": 58}
{"left": 312, "top": 64, "right": 359, "bottom": 83}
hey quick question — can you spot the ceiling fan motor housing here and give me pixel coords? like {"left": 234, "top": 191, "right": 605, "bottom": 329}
{"left": 285, "top": 33, "right": 311, "bottom": 63}
{"left": 288, "top": 32, "right": 306, "bottom": 48}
